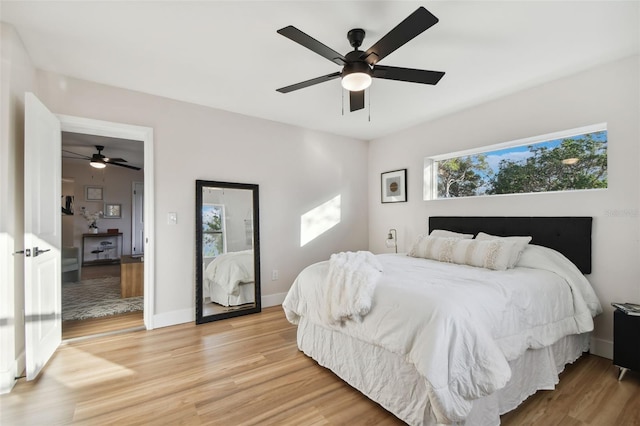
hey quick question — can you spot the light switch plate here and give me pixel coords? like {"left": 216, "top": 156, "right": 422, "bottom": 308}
{"left": 168, "top": 212, "right": 177, "bottom": 225}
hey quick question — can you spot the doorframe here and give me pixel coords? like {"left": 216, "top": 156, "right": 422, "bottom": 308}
{"left": 58, "top": 115, "right": 155, "bottom": 330}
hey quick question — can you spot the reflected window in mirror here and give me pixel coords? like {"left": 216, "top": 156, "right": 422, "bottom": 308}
{"left": 202, "top": 204, "right": 226, "bottom": 257}
{"left": 196, "top": 180, "right": 260, "bottom": 324}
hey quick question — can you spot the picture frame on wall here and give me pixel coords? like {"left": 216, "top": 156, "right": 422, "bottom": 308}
{"left": 381, "top": 169, "right": 407, "bottom": 203}
{"left": 85, "top": 186, "right": 103, "bottom": 201}
{"left": 104, "top": 203, "right": 122, "bottom": 219}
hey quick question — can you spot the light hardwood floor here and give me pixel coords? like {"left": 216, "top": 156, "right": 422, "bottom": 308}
{"left": 62, "top": 264, "right": 144, "bottom": 340}
{"left": 3, "top": 306, "right": 639, "bottom": 425}
{"left": 62, "top": 311, "right": 145, "bottom": 340}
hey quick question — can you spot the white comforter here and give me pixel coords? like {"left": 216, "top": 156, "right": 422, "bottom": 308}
{"left": 204, "top": 250, "right": 254, "bottom": 296}
{"left": 282, "top": 246, "right": 601, "bottom": 424}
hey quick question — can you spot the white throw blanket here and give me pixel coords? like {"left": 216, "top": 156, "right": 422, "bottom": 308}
{"left": 324, "top": 251, "right": 383, "bottom": 324}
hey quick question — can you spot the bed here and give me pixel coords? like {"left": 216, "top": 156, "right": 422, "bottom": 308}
{"left": 203, "top": 249, "right": 255, "bottom": 306}
{"left": 282, "top": 216, "right": 602, "bottom": 426}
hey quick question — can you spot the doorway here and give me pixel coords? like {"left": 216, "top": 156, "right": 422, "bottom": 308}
{"left": 61, "top": 131, "right": 146, "bottom": 339}
{"left": 58, "top": 115, "right": 155, "bottom": 333}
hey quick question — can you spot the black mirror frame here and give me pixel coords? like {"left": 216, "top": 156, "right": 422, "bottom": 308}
{"left": 195, "top": 179, "right": 261, "bottom": 324}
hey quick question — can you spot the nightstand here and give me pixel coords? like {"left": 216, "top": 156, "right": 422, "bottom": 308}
{"left": 613, "top": 309, "right": 640, "bottom": 380}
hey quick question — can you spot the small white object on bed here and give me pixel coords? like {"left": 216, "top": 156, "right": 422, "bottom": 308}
{"left": 283, "top": 243, "right": 601, "bottom": 425}
{"left": 204, "top": 250, "right": 255, "bottom": 306}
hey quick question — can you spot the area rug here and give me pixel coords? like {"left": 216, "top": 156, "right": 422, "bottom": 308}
{"left": 62, "top": 277, "right": 143, "bottom": 321}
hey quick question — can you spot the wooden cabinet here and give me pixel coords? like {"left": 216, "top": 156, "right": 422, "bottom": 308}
{"left": 613, "top": 309, "right": 640, "bottom": 380}
{"left": 120, "top": 255, "right": 143, "bottom": 298}
{"left": 82, "top": 232, "right": 123, "bottom": 266}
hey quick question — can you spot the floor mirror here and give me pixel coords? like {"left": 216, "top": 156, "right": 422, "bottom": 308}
{"left": 196, "top": 180, "right": 261, "bottom": 324}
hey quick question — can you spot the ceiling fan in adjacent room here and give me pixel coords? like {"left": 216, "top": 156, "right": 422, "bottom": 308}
{"left": 276, "top": 6, "right": 445, "bottom": 112}
{"left": 62, "top": 145, "right": 141, "bottom": 170}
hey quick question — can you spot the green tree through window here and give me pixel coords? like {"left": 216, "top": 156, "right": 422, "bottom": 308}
{"left": 437, "top": 155, "right": 490, "bottom": 198}
{"left": 487, "top": 135, "right": 607, "bottom": 195}
{"left": 429, "top": 127, "right": 607, "bottom": 199}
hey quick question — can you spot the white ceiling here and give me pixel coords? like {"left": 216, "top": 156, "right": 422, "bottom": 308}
{"left": 2, "top": 1, "right": 638, "bottom": 142}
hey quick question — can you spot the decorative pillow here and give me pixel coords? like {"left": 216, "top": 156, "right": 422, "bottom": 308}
{"left": 475, "top": 232, "right": 532, "bottom": 268}
{"left": 408, "top": 236, "right": 523, "bottom": 271}
{"left": 429, "top": 229, "right": 474, "bottom": 239}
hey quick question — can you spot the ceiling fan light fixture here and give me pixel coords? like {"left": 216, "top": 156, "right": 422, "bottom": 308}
{"left": 341, "top": 61, "right": 372, "bottom": 91}
{"left": 342, "top": 72, "right": 372, "bottom": 91}
{"left": 90, "top": 159, "right": 106, "bottom": 169}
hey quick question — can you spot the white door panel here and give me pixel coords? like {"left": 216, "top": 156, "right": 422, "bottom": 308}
{"left": 24, "top": 92, "right": 61, "bottom": 380}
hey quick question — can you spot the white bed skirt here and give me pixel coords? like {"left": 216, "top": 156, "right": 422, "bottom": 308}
{"left": 208, "top": 280, "right": 255, "bottom": 307}
{"left": 297, "top": 316, "right": 590, "bottom": 426}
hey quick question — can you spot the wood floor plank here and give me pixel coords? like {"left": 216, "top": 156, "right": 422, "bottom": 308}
{"left": 2, "top": 306, "right": 639, "bottom": 426}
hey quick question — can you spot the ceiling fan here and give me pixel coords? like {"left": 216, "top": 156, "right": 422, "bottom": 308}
{"left": 276, "top": 6, "right": 445, "bottom": 112}
{"left": 62, "top": 145, "right": 141, "bottom": 170}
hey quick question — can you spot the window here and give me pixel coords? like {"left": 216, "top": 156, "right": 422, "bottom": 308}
{"left": 202, "top": 204, "right": 226, "bottom": 258}
{"left": 424, "top": 124, "right": 607, "bottom": 200}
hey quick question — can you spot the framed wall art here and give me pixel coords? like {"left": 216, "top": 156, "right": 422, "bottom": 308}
{"left": 381, "top": 169, "right": 407, "bottom": 203}
{"left": 104, "top": 203, "right": 122, "bottom": 218}
{"left": 85, "top": 186, "right": 103, "bottom": 201}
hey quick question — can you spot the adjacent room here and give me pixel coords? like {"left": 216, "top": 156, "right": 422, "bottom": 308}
{"left": 1, "top": 1, "right": 638, "bottom": 425}
{"left": 60, "top": 132, "right": 145, "bottom": 338}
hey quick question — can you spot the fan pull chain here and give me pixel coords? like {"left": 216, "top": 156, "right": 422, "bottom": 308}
{"left": 368, "top": 87, "right": 371, "bottom": 122}
{"left": 341, "top": 89, "right": 344, "bottom": 116}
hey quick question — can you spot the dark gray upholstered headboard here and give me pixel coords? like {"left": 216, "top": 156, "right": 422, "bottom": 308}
{"left": 428, "top": 216, "right": 592, "bottom": 274}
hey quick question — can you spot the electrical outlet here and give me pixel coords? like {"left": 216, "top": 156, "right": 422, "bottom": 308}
{"left": 271, "top": 269, "right": 279, "bottom": 281}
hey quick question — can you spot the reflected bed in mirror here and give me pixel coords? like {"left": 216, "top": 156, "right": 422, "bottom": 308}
{"left": 196, "top": 180, "right": 261, "bottom": 324}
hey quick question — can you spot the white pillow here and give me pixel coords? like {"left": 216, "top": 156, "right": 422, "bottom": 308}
{"left": 475, "top": 232, "right": 532, "bottom": 268}
{"left": 429, "top": 229, "right": 474, "bottom": 239}
{"left": 408, "top": 236, "right": 521, "bottom": 271}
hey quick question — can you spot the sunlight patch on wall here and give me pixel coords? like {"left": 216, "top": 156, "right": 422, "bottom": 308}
{"left": 300, "top": 195, "right": 341, "bottom": 247}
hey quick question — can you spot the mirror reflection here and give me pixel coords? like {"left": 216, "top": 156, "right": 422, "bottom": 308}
{"left": 196, "top": 180, "right": 260, "bottom": 324}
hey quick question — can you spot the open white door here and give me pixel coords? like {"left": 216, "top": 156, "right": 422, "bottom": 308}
{"left": 24, "top": 92, "right": 62, "bottom": 380}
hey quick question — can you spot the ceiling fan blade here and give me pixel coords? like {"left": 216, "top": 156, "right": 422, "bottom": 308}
{"left": 277, "top": 72, "right": 341, "bottom": 93}
{"left": 361, "top": 7, "right": 439, "bottom": 65}
{"left": 277, "top": 26, "right": 346, "bottom": 66}
{"left": 349, "top": 90, "right": 365, "bottom": 112}
{"left": 104, "top": 158, "right": 127, "bottom": 163}
{"left": 109, "top": 162, "right": 141, "bottom": 171}
{"left": 61, "top": 149, "right": 91, "bottom": 160}
{"left": 373, "top": 65, "right": 445, "bottom": 85}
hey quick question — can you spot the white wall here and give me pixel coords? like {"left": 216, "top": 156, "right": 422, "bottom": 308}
{"left": 62, "top": 159, "right": 144, "bottom": 256}
{"left": 0, "top": 23, "right": 37, "bottom": 393}
{"left": 368, "top": 55, "right": 640, "bottom": 358}
{"left": 36, "top": 70, "right": 369, "bottom": 324}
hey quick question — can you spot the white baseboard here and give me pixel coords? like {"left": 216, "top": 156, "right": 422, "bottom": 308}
{"left": 151, "top": 293, "right": 287, "bottom": 330}
{"left": 590, "top": 336, "right": 613, "bottom": 360}
{"left": 262, "top": 292, "right": 287, "bottom": 308}
{"left": 0, "top": 369, "right": 16, "bottom": 395}
{"left": 0, "top": 349, "right": 24, "bottom": 395}
{"left": 152, "top": 308, "right": 194, "bottom": 329}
